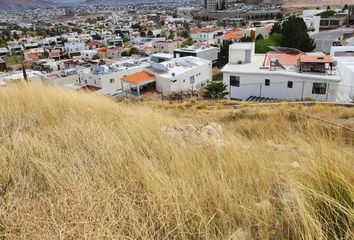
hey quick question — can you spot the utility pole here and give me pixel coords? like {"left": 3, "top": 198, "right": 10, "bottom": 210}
{"left": 301, "top": 81, "right": 305, "bottom": 101}
{"left": 22, "top": 63, "right": 28, "bottom": 82}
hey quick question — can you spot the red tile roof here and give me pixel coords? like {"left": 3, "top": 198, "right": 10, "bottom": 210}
{"left": 222, "top": 31, "right": 242, "bottom": 40}
{"left": 264, "top": 52, "right": 303, "bottom": 67}
{"left": 121, "top": 71, "right": 155, "bottom": 84}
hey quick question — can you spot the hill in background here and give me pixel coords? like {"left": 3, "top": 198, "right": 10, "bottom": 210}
{"left": 0, "top": 84, "right": 353, "bottom": 239}
{"left": 0, "top": 0, "right": 52, "bottom": 9}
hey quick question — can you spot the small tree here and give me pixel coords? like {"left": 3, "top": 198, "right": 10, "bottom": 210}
{"left": 281, "top": 16, "right": 316, "bottom": 52}
{"left": 168, "top": 30, "right": 174, "bottom": 40}
{"left": 121, "top": 51, "right": 130, "bottom": 57}
{"left": 218, "top": 44, "right": 229, "bottom": 67}
{"left": 43, "top": 50, "right": 49, "bottom": 58}
{"left": 204, "top": 81, "right": 229, "bottom": 100}
{"left": 147, "top": 30, "right": 154, "bottom": 37}
{"left": 240, "top": 35, "right": 252, "bottom": 42}
{"left": 140, "top": 31, "right": 146, "bottom": 37}
{"left": 270, "top": 22, "right": 282, "bottom": 34}
{"left": 180, "top": 30, "right": 190, "bottom": 38}
{"left": 181, "top": 38, "right": 193, "bottom": 47}
{"left": 221, "top": 0, "right": 226, "bottom": 10}
{"left": 129, "top": 47, "right": 139, "bottom": 55}
{"left": 92, "top": 54, "right": 100, "bottom": 60}
{"left": 13, "top": 32, "right": 20, "bottom": 40}
{"left": 255, "top": 34, "right": 264, "bottom": 41}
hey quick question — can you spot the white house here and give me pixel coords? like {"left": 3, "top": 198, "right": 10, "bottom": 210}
{"left": 119, "top": 56, "right": 212, "bottom": 95}
{"left": 0, "top": 69, "right": 43, "bottom": 85}
{"left": 173, "top": 46, "right": 219, "bottom": 65}
{"left": 222, "top": 43, "right": 341, "bottom": 102}
{"left": 190, "top": 27, "right": 223, "bottom": 43}
{"left": 152, "top": 56, "right": 212, "bottom": 94}
{"left": 76, "top": 59, "right": 150, "bottom": 96}
{"left": 81, "top": 50, "right": 98, "bottom": 60}
{"left": 330, "top": 46, "right": 354, "bottom": 102}
{"left": 65, "top": 42, "right": 86, "bottom": 58}
{"left": 0, "top": 48, "right": 9, "bottom": 57}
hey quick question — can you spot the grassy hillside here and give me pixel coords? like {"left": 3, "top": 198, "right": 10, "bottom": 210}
{"left": 0, "top": 84, "right": 353, "bottom": 239}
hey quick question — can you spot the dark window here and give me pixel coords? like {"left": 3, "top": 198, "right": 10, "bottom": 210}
{"left": 230, "top": 76, "right": 240, "bottom": 87}
{"left": 312, "top": 83, "right": 327, "bottom": 95}
{"left": 265, "top": 79, "right": 270, "bottom": 86}
{"left": 287, "top": 81, "right": 293, "bottom": 88}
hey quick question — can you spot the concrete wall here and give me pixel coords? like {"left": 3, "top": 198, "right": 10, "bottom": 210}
{"left": 223, "top": 72, "right": 339, "bottom": 102}
{"left": 156, "top": 62, "right": 212, "bottom": 93}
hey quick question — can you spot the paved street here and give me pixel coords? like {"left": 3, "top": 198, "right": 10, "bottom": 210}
{"left": 311, "top": 28, "right": 353, "bottom": 53}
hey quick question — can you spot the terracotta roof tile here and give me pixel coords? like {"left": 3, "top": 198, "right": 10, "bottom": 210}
{"left": 121, "top": 71, "right": 155, "bottom": 84}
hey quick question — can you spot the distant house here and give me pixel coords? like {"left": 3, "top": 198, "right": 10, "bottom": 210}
{"left": 216, "top": 29, "right": 243, "bottom": 46}
{"left": 150, "top": 56, "right": 212, "bottom": 94}
{"left": 0, "top": 48, "right": 9, "bottom": 57}
{"left": 173, "top": 45, "right": 219, "bottom": 65}
{"left": 349, "top": 5, "right": 354, "bottom": 26}
{"left": 81, "top": 50, "right": 98, "bottom": 60}
{"left": 77, "top": 59, "right": 149, "bottom": 96}
{"left": 190, "top": 27, "right": 223, "bottom": 43}
{"left": 65, "top": 42, "right": 86, "bottom": 58}
{"left": 7, "top": 44, "right": 23, "bottom": 55}
{"left": 150, "top": 53, "right": 174, "bottom": 63}
{"left": 152, "top": 40, "right": 182, "bottom": 54}
{"left": 319, "top": 13, "right": 348, "bottom": 30}
{"left": 105, "top": 36, "right": 124, "bottom": 47}
{"left": 23, "top": 48, "right": 45, "bottom": 61}
{"left": 107, "top": 47, "right": 120, "bottom": 60}
{"left": 86, "top": 41, "right": 104, "bottom": 50}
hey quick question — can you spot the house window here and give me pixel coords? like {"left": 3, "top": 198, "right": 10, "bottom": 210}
{"left": 312, "top": 83, "right": 327, "bottom": 95}
{"left": 288, "top": 81, "right": 293, "bottom": 88}
{"left": 110, "top": 78, "right": 115, "bottom": 83}
{"left": 94, "top": 80, "right": 96, "bottom": 84}
{"left": 230, "top": 76, "right": 240, "bottom": 87}
{"left": 265, "top": 79, "right": 270, "bottom": 86}
{"left": 190, "top": 75, "right": 195, "bottom": 84}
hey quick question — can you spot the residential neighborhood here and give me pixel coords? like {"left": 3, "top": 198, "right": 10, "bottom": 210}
{"left": 0, "top": 1, "right": 353, "bottom": 240}
{"left": 0, "top": 1, "right": 353, "bottom": 103}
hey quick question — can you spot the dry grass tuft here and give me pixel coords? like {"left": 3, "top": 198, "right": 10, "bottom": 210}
{"left": 0, "top": 84, "right": 353, "bottom": 239}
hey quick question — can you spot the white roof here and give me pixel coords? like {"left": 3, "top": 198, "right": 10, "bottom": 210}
{"left": 155, "top": 56, "right": 210, "bottom": 77}
{"left": 150, "top": 53, "right": 174, "bottom": 59}
{"left": 174, "top": 46, "right": 218, "bottom": 53}
{"left": 222, "top": 54, "right": 341, "bottom": 82}
{"left": 229, "top": 42, "right": 255, "bottom": 50}
{"left": 1, "top": 70, "right": 43, "bottom": 81}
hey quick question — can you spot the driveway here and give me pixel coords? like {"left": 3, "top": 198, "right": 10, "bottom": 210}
{"left": 311, "top": 28, "right": 353, "bottom": 53}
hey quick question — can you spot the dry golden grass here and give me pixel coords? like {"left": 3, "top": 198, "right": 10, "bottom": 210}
{"left": 0, "top": 84, "right": 353, "bottom": 239}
